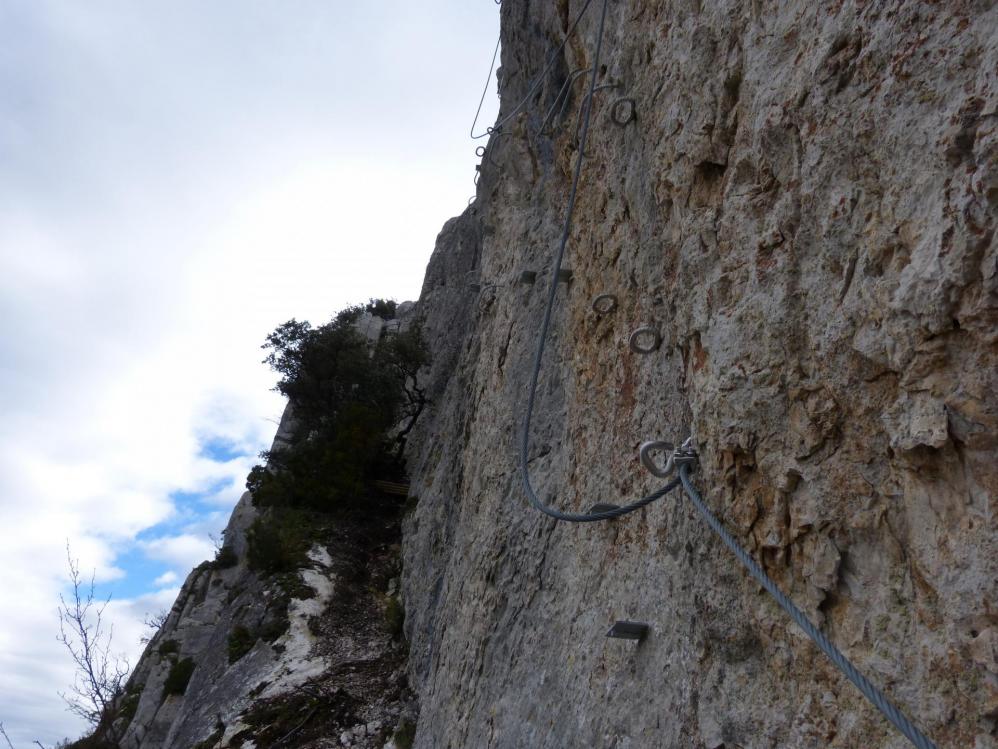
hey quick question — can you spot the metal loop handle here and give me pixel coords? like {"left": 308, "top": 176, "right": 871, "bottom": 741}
{"left": 628, "top": 326, "right": 661, "bottom": 354}
{"left": 591, "top": 293, "right": 618, "bottom": 314}
{"left": 611, "top": 97, "right": 636, "bottom": 126}
{"left": 640, "top": 440, "right": 675, "bottom": 478}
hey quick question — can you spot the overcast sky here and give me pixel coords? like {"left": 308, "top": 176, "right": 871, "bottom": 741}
{"left": 0, "top": 1, "right": 499, "bottom": 743}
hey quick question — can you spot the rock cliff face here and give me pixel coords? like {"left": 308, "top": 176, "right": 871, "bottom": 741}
{"left": 116, "top": 2, "right": 996, "bottom": 747}
{"left": 401, "top": 1, "right": 997, "bottom": 748}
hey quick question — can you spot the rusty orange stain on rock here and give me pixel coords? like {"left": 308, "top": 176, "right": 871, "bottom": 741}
{"left": 693, "top": 336, "right": 708, "bottom": 372}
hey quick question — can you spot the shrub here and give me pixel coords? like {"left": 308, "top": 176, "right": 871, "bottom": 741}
{"left": 117, "top": 683, "right": 142, "bottom": 724}
{"left": 247, "top": 305, "right": 429, "bottom": 515}
{"left": 227, "top": 625, "right": 256, "bottom": 664}
{"left": 163, "top": 657, "right": 196, "bottom": 696}
{"left": 385, "top": 596, "right": 404, "bottom": 640}
{"left": 246, "top": 512, "right": 312, "bottom": 574}
{"left": 257, "top": 616, "right": 289, "bottom": 643}
{"left": 62, "top": 737, "right": 118, "bottom": 749}
{"left": 393, "top": 719, "right": 416, "bottom": 749}
{"left": 365, "top": 298, "right": 397, "bottom": 319}
{"left": 157, "top": 639, "right": 179, "bottom": 656}
{"left": 213, "top": 545, "right": 238, "bottom": 569}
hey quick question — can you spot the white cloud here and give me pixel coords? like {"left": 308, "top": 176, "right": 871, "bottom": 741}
{"left": 139, "top": 535, "right": 215, "bottom": 571}
{"left": 153, "top": 571, "right": 179, "bottom": 588}
{"left": 106, "top": 588, "right": 184, "bottom": 674}
{"left": 0, "top": 0, "right": 501, "bottom": 744}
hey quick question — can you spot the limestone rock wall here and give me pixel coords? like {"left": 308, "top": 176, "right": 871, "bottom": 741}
{"left": 402, "top": 2, "right": 998, "bottom": 747}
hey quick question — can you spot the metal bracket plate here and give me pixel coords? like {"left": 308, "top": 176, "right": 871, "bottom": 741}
{"left": 606, "top": 620, "right": 649, "bottom": 640}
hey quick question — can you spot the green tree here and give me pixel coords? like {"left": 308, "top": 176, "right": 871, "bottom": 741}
{"left": 248, "top": 302, "right": 428, "bottom": 513}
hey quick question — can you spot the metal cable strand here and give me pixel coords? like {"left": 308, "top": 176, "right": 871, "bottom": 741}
{"left": 677, "top": 465, "right": 937, "bottom": 749}
{"left": 538, "top": 68, "right": 589, "bottom": 135}
{"left": 519, "top": 0, "right": 671, "bottom": 523}
{"left": 469, "top": 34, "right": 502, "bottom": 139}
{"left": 471, "top": 0, "right": 596, "bottom": 139}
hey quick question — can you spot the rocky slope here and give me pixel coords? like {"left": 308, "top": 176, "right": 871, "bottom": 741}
{"left": 401, "top": 1, "right": 997, "bottom": 748}
{"left": 116, "top": 322, "right": 418, "bottom": 749}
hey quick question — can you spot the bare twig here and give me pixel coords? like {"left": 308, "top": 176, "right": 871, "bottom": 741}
{"left": 57, "top": 543, "right": 130, "bottom": 744}
{"left": 139, "top": 609, "right": 169, "bottom": 645}
{"left": 209, "top": 532, "right": 224, "bottom": 554}
{"left": 0, "top": 722, "right": 15, "bottom": 749}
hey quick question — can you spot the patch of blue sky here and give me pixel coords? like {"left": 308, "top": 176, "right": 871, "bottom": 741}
{"left": 198, "top": 436, "right": 253, "bottom": 463}
{"left": 108, "top": 479, "right": 236, "bottom": 603}
{"left": 72, "top": 384, "right": 254, "bottom": 614}
{"left": 93, "top": 545, "right": 171, "bottom": 601}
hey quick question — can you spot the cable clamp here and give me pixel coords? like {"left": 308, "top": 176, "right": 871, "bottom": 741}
{"left": 640, "top": 436, "right": 697, "bottom": 478}
{"left": 639, "top": 440, "right": 675, "bottom": 477}
{"left": 672, "top": 437, "right": 698, "bottom": 471}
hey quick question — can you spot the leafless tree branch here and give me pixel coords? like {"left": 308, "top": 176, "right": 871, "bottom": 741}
{"left": 139, "top": 609, "right": 169, "bottom": 645}
{"left": 0, "top": 723, "right": 15, "bottom": 749}
{"left": 57, "top": 543, "right": 130, "bottom": 744}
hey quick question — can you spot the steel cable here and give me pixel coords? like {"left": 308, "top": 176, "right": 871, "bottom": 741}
{"left": 518, "top": 0, "right": 679, "bottom": 522}
{"left": 471, "top": 0, "right": 596, "bottom": 139}
{"left": 470, "top": 35, "right": 502, "bottom": 140}
{"left": 677, "top": 465, "right": 938, "bottom": 749}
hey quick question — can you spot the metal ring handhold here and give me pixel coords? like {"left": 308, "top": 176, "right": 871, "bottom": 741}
{"left": 640, "top": 440, "right": 675, "bottom": 478}
{"left": 628, "top": 326, "right": 661, "bottom": 354}
{"left": 591, "top": 293, "right": 618, "bottom": 314}
{"left": 475, "top": 145, "right": 487, "bottom": 157}
{"left": 611, "top": 97, "right": 636, "bottom": 126}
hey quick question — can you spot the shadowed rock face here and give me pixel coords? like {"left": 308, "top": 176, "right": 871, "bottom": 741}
{"left": 401, "top": 1, "right": 997, "bottom": 748}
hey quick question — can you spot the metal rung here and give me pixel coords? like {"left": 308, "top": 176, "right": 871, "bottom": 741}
{"left": 606, "top": 620, "right": 649, "bottom": 640}
{"left": 372, "top": 480, "right": 410, "bottom": 496}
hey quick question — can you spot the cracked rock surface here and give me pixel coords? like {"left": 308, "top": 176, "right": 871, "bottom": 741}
{"left": 402, "top": 1, "right": 997, "bottom": 747}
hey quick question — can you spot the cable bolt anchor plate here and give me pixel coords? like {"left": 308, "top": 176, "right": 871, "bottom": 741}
{"left": 640, "top": 437, "right": 697, "bottom": 478}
